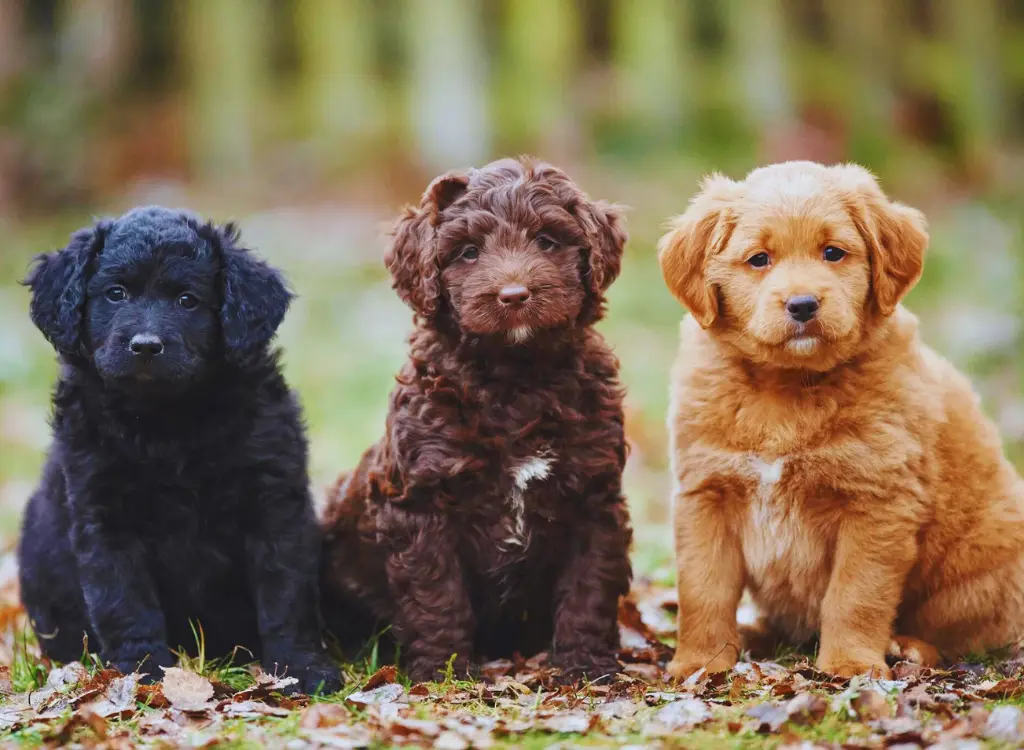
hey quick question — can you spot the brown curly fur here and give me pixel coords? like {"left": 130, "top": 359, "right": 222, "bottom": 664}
{"left": 320, "top": 158, "right": 633, "bottom": 684}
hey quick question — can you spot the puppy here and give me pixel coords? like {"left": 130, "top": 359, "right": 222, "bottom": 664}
{"left": 659, "top": 161, "right": 1024, "bottom": 679}
{"left": 18, "top": 207, "right": 340, "bottom": 694}
{"left": 320, "top": 158, "right": 633, "bottom": 683}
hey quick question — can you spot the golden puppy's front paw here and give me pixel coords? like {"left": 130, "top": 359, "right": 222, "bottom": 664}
{"left": 667, "top": 648, "right": 738, "bottom": 680}
{"left": 817, "top": 654, "right": 891, "bottom": 680}
{"left": 887, "top": 635, "right": 941, "bottom": 668}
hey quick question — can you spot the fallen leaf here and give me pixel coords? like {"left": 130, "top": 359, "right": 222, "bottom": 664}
{"left": 540, "top": 710, "right": 596, "bottom": 734}
{"left": 0, "top": 665, "right": 12, "bottom": 695}
{"left": 851, "top": 687, "right": 891, "bottom": 721}
{"left": 219, "top": 700, "right": 291, "bottom": 718}
{"left": 85, "top": 673, "right": 138, "bottom": 717}
{"left": 746, "top": 702, "right": 790, "bottom": 733}
{"left": 785, "top": 693, "right": 827, "bottom": 725}
{"left": 161, "top": 667, "right": 215, "bottom": 712}
{"left": 977, "top": 678, "right": 1024, "bottom": 698}
{"left": 434, "top": 730, "right": 470, "bottom": 749}
{"left": 299, "top": 702, "right": 350, "bottom": 730}
{"left": 361, "top": 665, "right": 397, "bottom": 692}
{"left": 50, "top": 709, "right": 107, "bottom": 744}
{"left": 648, "top": 697, "right": 713, "bottom": 733}
{"left": 46, "top": 662, "right": 88, "bottom": 690}
{"left": 621, "top": 663, "right": 661, "bottom": 683}
{"left": 346, "top": 682, "right": 406, "bottom": 706}
{"left": 985, "top": 704, "right": 1024, "bottom": 743}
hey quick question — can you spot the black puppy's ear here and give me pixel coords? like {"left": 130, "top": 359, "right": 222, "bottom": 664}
{"left": 385, "top": 171, "right": 469, "bottom": 318}
{"left": 207, "top": 222, "right": 293, "bottom": 366}
{"left": 23, "top": 222, "right": 109, "bottom": 355}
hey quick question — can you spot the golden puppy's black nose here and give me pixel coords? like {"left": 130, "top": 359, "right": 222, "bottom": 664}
{"left": 786, "top": 295, "right": 820, "bottom": 323}
{"left": 498, "top": 285, "right": 531, "bottom": 306}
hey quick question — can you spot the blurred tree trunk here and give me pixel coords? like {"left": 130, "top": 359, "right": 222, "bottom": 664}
{"left": 404, "top": 0, "right": 489, "bottom": 172}
{"left": 495, "top": 0, "right": 579, "bottom": 155}
{"left": 60, "top": 0, "right": 132, "bottom": 92}
{"left": 181, "top": 0, "right": 269, "bottom": 181}
{"left": 720, "top": 0, "right": 793, "bottom": 131}
{"left": 938, "top": 0, "right": 1003, "bottom": 176}
{"left": 823, "top": 0, "right": 893, "bottom": 163}
{"left": 610, "top": 0, "right": 692, "bottom": 141}
{"left": 295, "top": 0, "right": 382, "bottom": 170}
{"left": 0, "top": 0, "right": 23, "bottom": 93}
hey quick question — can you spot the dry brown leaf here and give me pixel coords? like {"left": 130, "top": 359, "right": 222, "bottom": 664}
{"left": 299, "top": 702, "right": 350, "bottom": 730}
{"left": 540, "top": 710, "right": 597, "bottom": 734}
{"left": 84, "top": 673, "right": 138, "bottom": 718}
{"left": 161, "top": 667, "right": 215, "bottom": 712}
{"left": 785, "top": 692, "right": 828, "bottom": 725}
{"left": 361, "top": 665, "right": 398, "bottom": 692}
{"left": 347, "top": 682, "right": 406, "bottom": 706}
{"left": 977, "top": 678, "right": 1024, "bottom": 698}
{"left": 50, "top": 709, "right": 108, "bottom": 745}
{"left": 647, "top": 697, "right": 713, "bottom": 734}
{"left": 746, "top": 702, "right": 790, "bottom": 733}
{"left": 985, "top": 704, "right": 1024, "bottom": 743}
{"left": 219, "top": 700, "right": 291, "bottom": 718}
{"left": 851, "top": 687, "right": 891, "bottom": 721}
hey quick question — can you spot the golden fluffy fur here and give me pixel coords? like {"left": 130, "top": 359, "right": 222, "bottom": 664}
{"left": 658, "top": 161, "right": 1024, "bottom": 679}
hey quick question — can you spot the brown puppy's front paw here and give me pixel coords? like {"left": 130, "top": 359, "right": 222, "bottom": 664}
{"left": 817, "top": 654, "right": 891, "bottom": 680}
{"left": 552, "top": 653, "right": 621, "bottom": 685}
{"left": 406, "top": 654, "right": 473, "bottom": 684}
{"left": 887, "top": 635, "right": 941, "bottom": 668}
{"left": 667, "top": 648, "right": 738, "bottom": 680}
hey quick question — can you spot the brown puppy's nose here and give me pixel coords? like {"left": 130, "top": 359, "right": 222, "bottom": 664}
{"left": 786, "top": 295, "right": 820, "bottom": 323}
{"left": 498, "top": 285, "right": 531, "bottom": 306}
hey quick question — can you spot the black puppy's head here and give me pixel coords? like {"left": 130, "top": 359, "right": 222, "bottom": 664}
{"left": 25, "top": 206, "right": 292, "bottom": 388}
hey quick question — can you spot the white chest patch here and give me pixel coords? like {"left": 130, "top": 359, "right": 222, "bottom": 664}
{"left": 502, "top": 452, "right": 554, "bottom": 549}
{"left": 743, "top": 455, "right": 795, "bottom": 571}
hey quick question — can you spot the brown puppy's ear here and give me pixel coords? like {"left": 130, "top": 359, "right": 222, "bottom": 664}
{"left": 577, "top": 200, "right": 628, "bottom": 293}
{"left": 657, "top": 174, "right": 738, "bottom": 328}
{"left": 839, "top": 166, "right": 928, "bottom": 316}
{"left": 385, "top": 171, "right": 470, "bottom": 318}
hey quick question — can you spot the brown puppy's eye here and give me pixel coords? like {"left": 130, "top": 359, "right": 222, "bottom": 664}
{"left": 535, "top": 234, "right": 559, "bottom": 251}
{"left": 823, "top": 246, "right": 847, "bottom": 263}
{"left": 178, "top": 293, "right": 199, "bottom": 309}
{"left": 746, "top": 252, "right": 771, "bottom": 269}
{"left": 459, "top": 246, "right": 479, "bottom": 263}
{"left": 105, "top": 286, "right": 127, "bottom": 302}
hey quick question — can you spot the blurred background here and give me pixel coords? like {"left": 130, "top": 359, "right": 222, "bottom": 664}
{"left": 0, "top": 0, "right": 1021, "bottom": 575}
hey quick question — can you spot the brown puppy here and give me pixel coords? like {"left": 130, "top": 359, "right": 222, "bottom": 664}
{"left": 320, "top": 158, "right": 632, "bottom": 684}
{"left": 659, "top": 161, "right": 1024, "bottom": 680}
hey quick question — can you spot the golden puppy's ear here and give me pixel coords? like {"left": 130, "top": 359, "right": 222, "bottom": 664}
{"left": 840, "top": 166, "right": 928, "bottom": 316}
{"left": 657, "top": 174, "right": 738, "bottom": 328}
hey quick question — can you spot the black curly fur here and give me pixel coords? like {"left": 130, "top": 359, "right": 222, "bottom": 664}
{"left": 17, "top": 206, "right": 340, "bottom": 694}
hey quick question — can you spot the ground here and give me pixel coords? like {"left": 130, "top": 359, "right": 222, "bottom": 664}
{"left": 0, "top": 168, "right": 1020, "bottom": 747}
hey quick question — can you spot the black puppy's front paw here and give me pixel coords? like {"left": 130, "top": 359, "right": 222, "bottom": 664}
{"left": 111, "top": 646, "right": 176, "bottom": 683}
{"left": 552, "top": 651, "right": 621, "bottom": 685}
{"left": 264, "top": 653, "right": 341, "bottom": 695}
{"left": 298, "top": 661, "right": 342, "bottom": 695}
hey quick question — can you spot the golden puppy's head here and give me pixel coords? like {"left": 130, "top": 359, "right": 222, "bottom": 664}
{"left": 658, "top": 161, "right": 928, "bottom": 371}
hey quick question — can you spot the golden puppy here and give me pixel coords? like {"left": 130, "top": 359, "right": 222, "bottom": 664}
{"left": 659, "top": 161, "right": 1024, "bottom": 679}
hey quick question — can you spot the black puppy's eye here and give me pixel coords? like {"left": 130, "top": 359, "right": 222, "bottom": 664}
{"left": 178, "top": 293, "right": 199, "bottom": 309}
{"left": 535, "top": 234, "right": 559, "bottom": 251}
{"left": 105, "top": 286, "right": 127, "bottom": 302}
{"left": 823, "top": 245, "right": 847, "bottom": 263}
{"left": 460, "top": 245, "right": 479, "bottom": 262}
{"left": 746, "top": 252, "right": 771, "bottom": 269}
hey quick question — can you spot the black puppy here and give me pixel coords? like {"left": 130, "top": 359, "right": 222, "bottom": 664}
{"left": 18, "top": 206, "right": 340, "bottom": 694}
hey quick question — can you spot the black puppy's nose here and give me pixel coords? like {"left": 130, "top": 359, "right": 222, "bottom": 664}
{"left": 786, "top": 295, "right": 820, "bottom": 323}
{"left": 498, "top": 285, "right": 531, "bottom": 306}
{"left": 129, "top": 334, "right": 164, "bottom": 356}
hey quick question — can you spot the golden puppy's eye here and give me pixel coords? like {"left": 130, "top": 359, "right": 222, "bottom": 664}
{"left": 746, "top": 252, "right": 771, "bottom": 269}
{"left": 459, "top": 245, "right": 480, "bottom": 263}
{"left": 535, "top": 234, "right": 559, "bottom": 251}
{"left": 823, "top": 246, "right": 847, "bottom": 263}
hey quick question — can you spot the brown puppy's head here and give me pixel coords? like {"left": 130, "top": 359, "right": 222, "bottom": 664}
{"left": 658, "top": 161, "right": 928, "bottom": 371}
{"left": 386, "top": 157, "right": 626, "bottom": 343}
